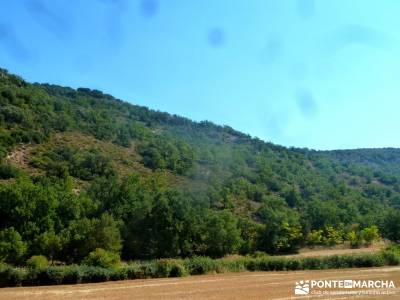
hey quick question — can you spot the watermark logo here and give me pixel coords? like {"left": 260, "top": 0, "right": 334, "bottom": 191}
{"left": 294, "top": 279, "right": 396, "bottom": 296}
{"left": 294, "top": 280, "right": 310, "bottom": 295}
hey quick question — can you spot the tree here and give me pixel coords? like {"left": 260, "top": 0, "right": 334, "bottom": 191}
{"left": 257, "top": 197, "right": 303, "bottom": 253}
{"left": 361, "top": 225, "right": 380, "bottom": 246}
{"left": 238, "top": 218, "right": 263, "bottom": 254}
{"left": 382, "top": 209, "right": 400, "bottom": 242}
{"left": 283, "top": 187, "right": 301, "bottom": 208}
{"left": 323, "top": 226, "right": 344, "bottom": 246}
{"left": 204, "top": 210, "right": 242, "bottom": 257}
{"left": 307, "top": 229, "right": 324, "bottom": 247}
{"left": 35, "top": 231, "right": 63, "bottom": 264}
{"left": 61, "top": 214, "right": 121, "bottom": 263}
{"left": 0, "top": 227, "right": 27, "bottom": 264}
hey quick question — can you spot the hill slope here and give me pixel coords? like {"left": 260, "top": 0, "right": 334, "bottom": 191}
{"left": 0, "top": 68, "right": 399, "bottom": 264}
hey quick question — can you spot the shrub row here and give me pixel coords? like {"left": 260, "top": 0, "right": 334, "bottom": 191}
{"left": 1, "top": 249, "right": 399, "bottom": 287}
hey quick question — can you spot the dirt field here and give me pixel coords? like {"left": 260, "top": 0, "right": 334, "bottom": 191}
{"left": 1, "top": 266, "right": 399, "bottom": 300}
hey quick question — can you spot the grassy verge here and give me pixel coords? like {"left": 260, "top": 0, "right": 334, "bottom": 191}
{"left": 1, "top": 247, "right": 399, "bottom": 287}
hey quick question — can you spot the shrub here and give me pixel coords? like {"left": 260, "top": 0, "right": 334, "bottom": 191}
{"left": 307, "top": 230, "right": 324, "bottom": 247}
{"left": 351, "top": 254, "right": 384, "bottom": 268}
{"left": 83, "top": 248, "right": 120, "bottom": 268}
{"left": 381, "top": 251, "right": 400, "bottom": 266}
{"left": 184, "top": 256, "right": 217, "bottom": 275}
{"left": 121, "top": 262, "right": 146, "bottom": 279}
{"left": 217, "top": 258, "right": 246, "bottom": 273}
{"left": 142, "top": 261, "right": 159, "bottom": 278}
{"left": 0, "top": 163, "right": 21, "bottom": 179}
{"left": 361, "top": 226, "right": 380, "bottom": 246}
{"left": 154, "top": 259, "right": 173, "bottom": 277}
{"left": 0, "top": 250, "right": 399, "bottom": 287}
{"left": 244, "top": 257, "right": 286, "bottom": 271}
{"left": 26, "top": 255, "right": 49, "bottom": 269}
{"left": 0, "top": 266, "right": 26, "bottom": 287}
{"left": 286, "top": 258, "right": 303, "bottom": 270}
{"left": 109, "top": 267, "right": 130, "bottom": 281}
{"left": 30, "top": 267, "right": 65, "bottom": 285}
{"left": 155, "top": 259, "right": 188, "bottom": 277}
{"left": 61, "top": 265, "right": 84, "bottom": 284}
{"left": 323, "top": 226, "right": 344, "bottom": 246}
{"left": 347, "top": 231, "right": 363, "bottom": 248}
{"left": 0, "top": 90, "right": 15, "bottom": 102}
{"left": 322, "top": 255, "right": 350, "bottom": 269}
{"left": 169, "top": 261, "right": 188, "bottom": 277}
{"left": 123, "top": 263, "right": 142, "bottom": 279}
{"left": 79, "top": 265, "right": 112, "bottom": 283}
{"left": 301, "top": 257, "right": 324, "bottom": 270}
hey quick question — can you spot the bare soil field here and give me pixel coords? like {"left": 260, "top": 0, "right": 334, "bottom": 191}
{"left": 1, "top": 266, "right": 399, "bottom": 300}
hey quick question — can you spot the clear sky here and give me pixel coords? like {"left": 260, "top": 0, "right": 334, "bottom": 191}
{"left": 1, "top": 0, "right": 399, "bottom": 150}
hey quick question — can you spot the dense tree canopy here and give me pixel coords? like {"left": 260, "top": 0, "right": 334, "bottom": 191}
{"left": 0, "top": 68, "right": 399, "bottom": 265}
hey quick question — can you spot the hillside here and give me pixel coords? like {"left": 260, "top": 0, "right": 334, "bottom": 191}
{"left": 0, "top": 68, "right": 399, "bottom": 265}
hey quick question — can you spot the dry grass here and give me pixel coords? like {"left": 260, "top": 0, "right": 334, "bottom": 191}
{"left": 285, "top": 241, "right": 387, "bottom": 258}
{"left": 1, "top": 266, "right": 399, "bottom": 300}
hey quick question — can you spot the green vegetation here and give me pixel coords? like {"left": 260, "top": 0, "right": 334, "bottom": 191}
{"left": 26, "top": 255, "right": 49, "bottom": 269}
{"left": 83, "top": 248, "right": 121, "bottom": 268}
{"left": 0, "top": 68, "right": 400, "bottom": 278}
{"left": 0, "top": 247, "right": 399, "bottom": 287}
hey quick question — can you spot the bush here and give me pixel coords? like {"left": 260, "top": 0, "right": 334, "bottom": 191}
{"left": 30, "top": 267, "right": 65, "bottom": 285}
{"left": 0, "top": 90, "right": 15, "bottom": 102}
{"left": 109, "top": 267, "right": 130, "bottom": 281}
{"left": 307, "top": 230, "right": 324, "bottom": 247}
{"left": 301, "top": 257, "right": 324, "bottom": 270}
{"left": 361, "top": 226, "right": 380, "bottom": 246}
{"left": 0, "top": 163, "right": 21, "bottom": 179}
{"left": 154, "top": 259, "right": 174, "bottom": 277}
{"left": 123, "top": 263, "right": 142, "bottom": 279}
{"left": 217, "top": 258, "right": 246, "bottom": 273}
{"left": 381, "top": 251, "right": 400, "bottom": 266}
{"left": 26, "top": 255, "right": 49, "bottom": 269}
{"left": 322, "top": 255, "right": 348, "bottom": 269}
{"left": 0, "top": 266, "right": 26, "bottom": 287}
{"left": 121, "top": 262, "right": 146, "bottom": 279}
{"left": 0, "top": 251, "right": 399, "bottom": 287}
{"left": 184, "top": 256, "right": 218, "bottom": 275}
{"left": 286, "top": 258, "right": 303, "bottom": 270}
{"left": 60, "top": 265, "right": 84, "bottom": 284}
{"left": 323, "top": 226, "right": 344, "bottom": 246}
{"left": 83, "top": 248, "right": 120, "bottom": 268}
{"left": 347, "top": 231, "right": 363, "bottom": 248}
{"left": 79, "top": 265, "right": 113, "bottom": 283}
{"left": 354, "top": 254, "right": 384, "bottom": 267}
{"left": 155, "top": 259, "right": 188, "bottom": 277}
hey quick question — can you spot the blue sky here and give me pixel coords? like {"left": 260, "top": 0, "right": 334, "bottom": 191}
{"left": 1, "top": 0, "right": 399, "bottom": 150}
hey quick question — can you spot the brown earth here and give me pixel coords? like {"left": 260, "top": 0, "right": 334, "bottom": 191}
{"left": 1, "top": 266, "right": 399, "bottom": 300}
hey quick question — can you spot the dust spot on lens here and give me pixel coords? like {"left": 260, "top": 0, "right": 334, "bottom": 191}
{"left": 296, "top": 0, "right": 315, "bottom": 18}
{"left": 296, "top": 89, "right": 318, "bottom": 118}
{"left": 140, "top": 0, "right": 158, "bottom": 18}
{"left": 207, "top": 28, "right": 225, "bottom": 47}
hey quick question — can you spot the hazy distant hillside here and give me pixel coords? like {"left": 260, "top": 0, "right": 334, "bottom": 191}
{"left": 0, "top": 68, "right": 399, "bottom": 265}
{"left": 322, "top": 148, "right": 400, "bottom": 175}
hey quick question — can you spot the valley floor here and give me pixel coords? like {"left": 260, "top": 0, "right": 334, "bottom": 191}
{"left": 1, "top": 266, "right": 399, "bottom": 300}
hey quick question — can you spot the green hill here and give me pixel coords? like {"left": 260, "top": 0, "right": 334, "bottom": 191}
{"left": 0, "top": 68, "right": 399, "bottom": 264}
